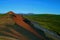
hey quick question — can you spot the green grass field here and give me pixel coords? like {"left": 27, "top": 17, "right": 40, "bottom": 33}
{"left": 24, "top": 14, "right": 60, "bottom": 34}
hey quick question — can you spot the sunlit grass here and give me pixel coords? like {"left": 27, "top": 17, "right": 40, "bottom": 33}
{"left": 24, "top": 14, "right": 60, "bottom": 34}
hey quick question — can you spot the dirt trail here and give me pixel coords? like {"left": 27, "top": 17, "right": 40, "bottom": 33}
{"left": 13, "top": 14, "right": 45, "bottom": 40}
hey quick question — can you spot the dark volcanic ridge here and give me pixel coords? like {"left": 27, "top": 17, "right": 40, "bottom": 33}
{"left": 0, "top": 11, "right": 50, "bottom": 40}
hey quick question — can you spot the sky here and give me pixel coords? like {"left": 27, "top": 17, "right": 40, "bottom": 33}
{"left": 0, "top": 0, "right": 60, "bottom": 14}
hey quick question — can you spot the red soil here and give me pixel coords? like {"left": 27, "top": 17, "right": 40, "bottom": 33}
{"left": 13, "top": 14, "right": 45, "bottom": 40}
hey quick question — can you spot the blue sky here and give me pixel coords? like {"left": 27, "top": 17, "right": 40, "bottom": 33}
{"left": 0, "top": 0, "right": 60, "bottom": 14}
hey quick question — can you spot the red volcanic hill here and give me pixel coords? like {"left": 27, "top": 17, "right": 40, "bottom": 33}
{"left": 0, "top": 11, "right": 49, "bottom": 40}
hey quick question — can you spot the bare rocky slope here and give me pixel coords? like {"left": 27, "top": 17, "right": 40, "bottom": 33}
{"left": 0, "top": 11, "right": 51, "bottom": 40}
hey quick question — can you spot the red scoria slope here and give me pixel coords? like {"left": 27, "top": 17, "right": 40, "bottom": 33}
{"left": 9, "top": 12, "right": 45, "bottom": 40}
